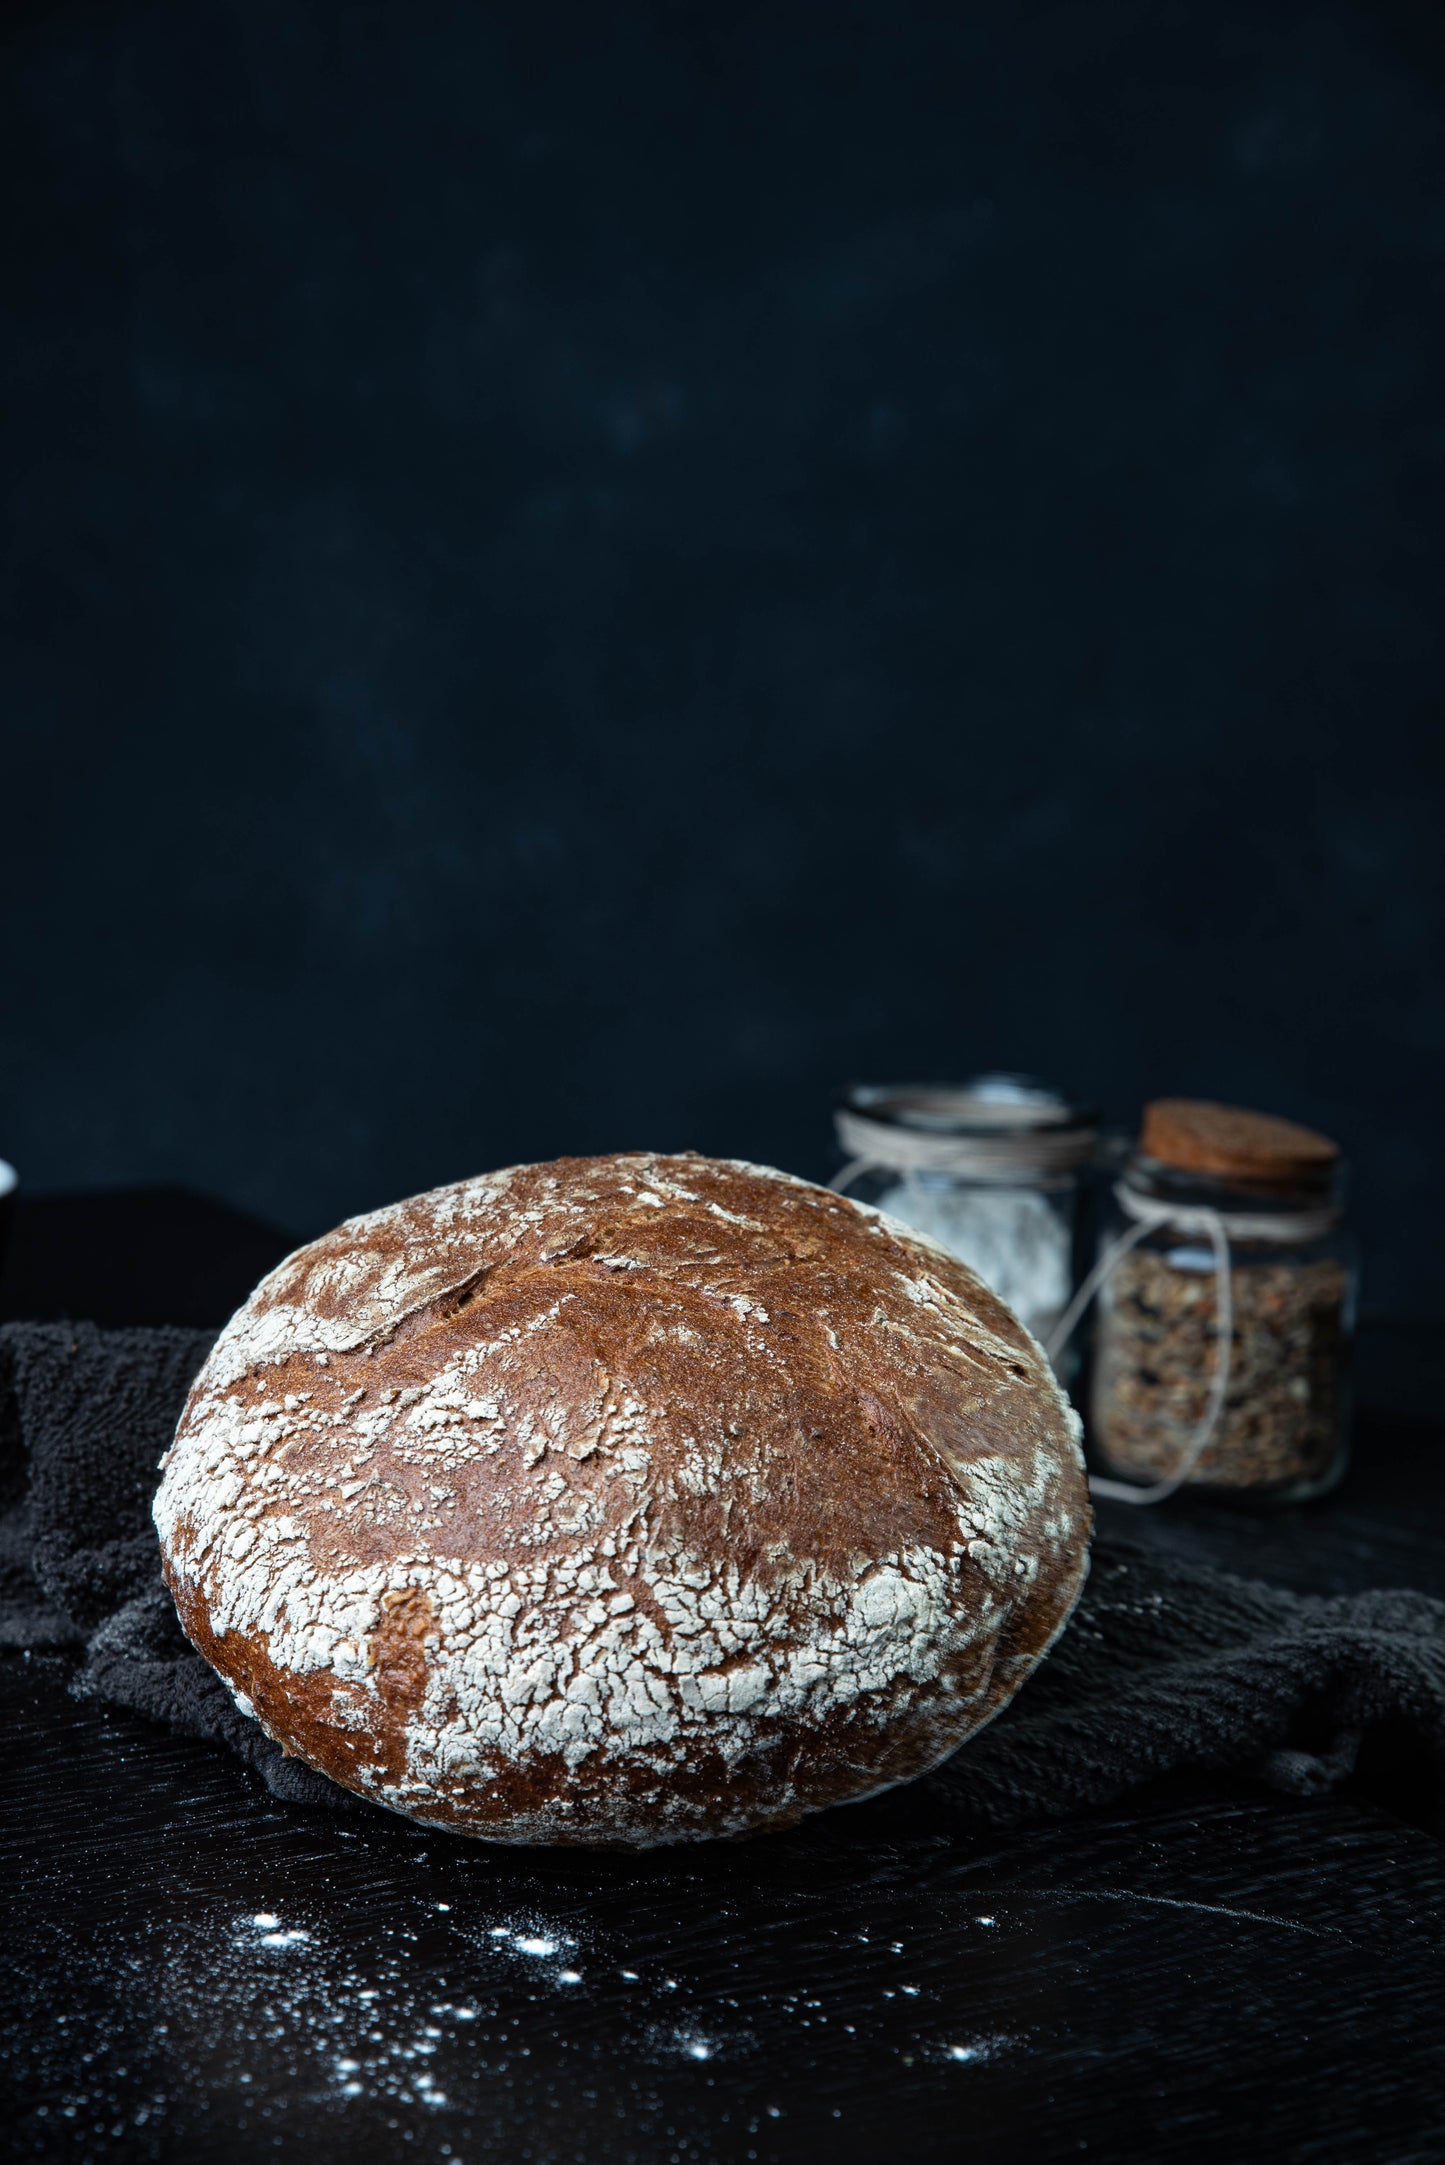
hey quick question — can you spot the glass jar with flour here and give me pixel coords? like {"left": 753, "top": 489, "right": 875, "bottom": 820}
{"left": 832, "top": 1077, "right": 1099, "bottom": 1362}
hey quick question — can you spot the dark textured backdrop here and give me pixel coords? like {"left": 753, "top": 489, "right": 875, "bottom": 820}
{"left": 2, "top": 0, "right": 1442, "bottom": 1306}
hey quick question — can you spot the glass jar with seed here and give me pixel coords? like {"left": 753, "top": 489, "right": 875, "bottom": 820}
{"left": 1088, "top": 1099, "right": 1358, "bottom": 1502}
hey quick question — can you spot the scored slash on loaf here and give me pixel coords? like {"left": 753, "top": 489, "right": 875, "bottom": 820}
{"left": 154, "top": 1153, "right": 1091, "bottom": 1845}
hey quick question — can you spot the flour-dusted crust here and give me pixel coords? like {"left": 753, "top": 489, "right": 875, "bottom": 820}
{"left": 154, "top": 1154, "right": 1091, "bottom": 1845}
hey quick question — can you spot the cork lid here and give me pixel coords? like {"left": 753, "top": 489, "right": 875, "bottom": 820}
{"left": 1139, "top": 1099, "right": 1339, "bottom": 1186}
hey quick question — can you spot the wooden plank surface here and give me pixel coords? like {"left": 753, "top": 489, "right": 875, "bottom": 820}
{"left": 5, "top": 1656, "right": 1445, "bottom": 2162}
{"left": 2, "top": 1196, "right": 1443, "bottom": 2161}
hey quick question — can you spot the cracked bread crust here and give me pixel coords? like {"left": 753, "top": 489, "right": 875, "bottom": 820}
{"left": 154, "top": 1152, "right": 1091, "bottom": 1845}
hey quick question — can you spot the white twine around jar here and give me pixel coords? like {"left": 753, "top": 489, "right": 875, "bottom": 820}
{"left": 1046, "top": 1182, "right": 1339, "bottom": 1506}
{"left": 832, "top": 1104, "right": 1095, "bottom": 1191}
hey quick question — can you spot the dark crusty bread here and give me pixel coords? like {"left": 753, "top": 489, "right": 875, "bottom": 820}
{"left": 154, "top": 1153, "right": 1091, "bottom": 1845}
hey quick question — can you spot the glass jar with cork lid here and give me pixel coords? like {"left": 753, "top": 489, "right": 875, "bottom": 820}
{"left": 1084, "top": 1099, "right": 1358, "bottom": 1503}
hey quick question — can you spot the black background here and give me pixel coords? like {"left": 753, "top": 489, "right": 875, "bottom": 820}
{"left": 3, "top": 0, "right": 1443, "bottom": 1307}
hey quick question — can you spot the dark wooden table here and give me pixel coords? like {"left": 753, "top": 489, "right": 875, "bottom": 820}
{"left": 3, "top": 1191, "right": 1443, "bottom": 2163}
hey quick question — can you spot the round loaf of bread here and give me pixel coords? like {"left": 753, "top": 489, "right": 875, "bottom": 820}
{"left": 154, "top": 1153, "right": 1090, "bottom": 1845}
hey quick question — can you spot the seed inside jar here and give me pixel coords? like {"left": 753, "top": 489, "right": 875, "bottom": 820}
{"left": 1090, "top": 1247, "right": 1348, "bottom": 1492}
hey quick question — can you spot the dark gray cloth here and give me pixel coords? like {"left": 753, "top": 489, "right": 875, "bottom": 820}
{"left": 0, "top": 1322, "right": 356, "bottom": 1809}
{"left": 3, "top": 1320, "right": 1443, "bottom": 1831}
